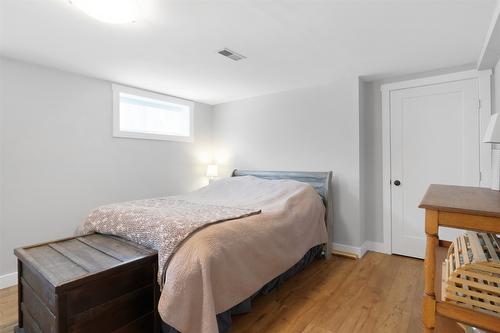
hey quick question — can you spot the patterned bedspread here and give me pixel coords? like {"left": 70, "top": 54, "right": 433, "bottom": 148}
{"left": 76, "top": 197, "right": 261, "bottom": 285}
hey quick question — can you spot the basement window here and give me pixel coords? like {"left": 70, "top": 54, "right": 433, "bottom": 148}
{"left": 112, "top": 84, "right": 194, "bottom": 142}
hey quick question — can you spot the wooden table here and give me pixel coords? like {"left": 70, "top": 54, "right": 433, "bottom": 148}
{"left": 420, "top": 184, "right": 500, "bottom": 333}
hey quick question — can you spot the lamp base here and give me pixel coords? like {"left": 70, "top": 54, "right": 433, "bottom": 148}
{"left": 491, "top": 148, "right": 500, "bottom": 191}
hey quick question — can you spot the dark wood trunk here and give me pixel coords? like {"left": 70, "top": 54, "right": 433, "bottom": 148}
{"left": 14, "top": 234, "right": 159, "bottom": 333}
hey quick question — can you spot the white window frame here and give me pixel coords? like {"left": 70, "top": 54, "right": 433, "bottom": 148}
{"left": 112, "top": 84, "right": 194, "bottom": 142}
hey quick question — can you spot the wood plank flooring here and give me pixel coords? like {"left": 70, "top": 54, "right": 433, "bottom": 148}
{"left": 0, "top": 285, "right": 17, "bottom": 333}
{"left": 0, "top": 252, "right": 461, "bottom": 333}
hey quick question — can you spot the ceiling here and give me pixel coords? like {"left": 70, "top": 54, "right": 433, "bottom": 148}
{"left": 0, "top": 0, "right": 497, "bottom": 105}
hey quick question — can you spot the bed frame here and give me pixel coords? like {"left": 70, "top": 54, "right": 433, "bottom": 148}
{"left": 231, "top": 169, "right": 333, "bottom": 259}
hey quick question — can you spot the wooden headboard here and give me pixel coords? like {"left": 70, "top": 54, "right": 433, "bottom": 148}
{"left": 231, "top": 169, "right": 333, "bottom": 258}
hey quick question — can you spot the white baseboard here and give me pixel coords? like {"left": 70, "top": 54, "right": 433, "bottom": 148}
{"left": 332, "top": 242, "right": 363, "bottom": 258}
{"left": 362, "top": 241, "right": 390, "bottom": 256}
{"left": 332, "top": 241, "right": 388, "bottom": 259}
{"left": 0, "top": 272, "right": 17, "bottom": 289}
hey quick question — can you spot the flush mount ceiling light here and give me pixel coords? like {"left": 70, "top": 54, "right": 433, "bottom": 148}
{"left": 70, "top": 0, "right": 138, "bottom": 24}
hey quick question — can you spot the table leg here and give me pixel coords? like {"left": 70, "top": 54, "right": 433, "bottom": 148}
{"left": 423, "top": 210, "right": 439, "bottom": 332}
{"left": 17, "top": 260, "right": 23, "bottom": 329}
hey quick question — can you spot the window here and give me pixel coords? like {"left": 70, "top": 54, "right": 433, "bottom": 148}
{"left": 112, "top": 84, "right": 194, "bottom": 142}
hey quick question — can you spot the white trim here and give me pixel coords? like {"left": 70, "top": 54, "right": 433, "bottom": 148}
{"left": 332, "top": 242, "right": 363, "bottom": 258}
{"left": 477, "top": 1, "right": 500, "bottom": 70}
{"left": 362, "top": 241, "right": 389, "bottom": 256}
{"left": 381, "top": 70, "right": 492, "bottom": 256}
{"left": 112, "top": 84, "right": 195, "bottom": 142}
{"left": 381, "top": 87, "right": 392, "bottom": 255}
{"left": 332, "top": 241, "right": 387, "bottom": 259}
{"left": 478, "top": 70, "right": 493, "bottom": 188}
{"left": 0, "top": 272, "right": 17, "bottom": 289}
{"left": 381, "top": 70, "right": 490, "bottom": 93}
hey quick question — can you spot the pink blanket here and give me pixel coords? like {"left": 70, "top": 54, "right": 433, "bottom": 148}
{"left": 159, "top": 176, "right": 327, "bottom": 333}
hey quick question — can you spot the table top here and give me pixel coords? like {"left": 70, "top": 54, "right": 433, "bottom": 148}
{"left": 419, "top": 184, "right": 500, "bottom": 218}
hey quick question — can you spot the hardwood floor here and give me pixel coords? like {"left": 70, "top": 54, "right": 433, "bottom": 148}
{"left": 230, "top": 252, "right": 461, "bottom": 333}
{"left": 0, "top": 285, "right": 17, "bottom": 333}
{"left": 0, "top": 252, "right": 461, "bottom": 333}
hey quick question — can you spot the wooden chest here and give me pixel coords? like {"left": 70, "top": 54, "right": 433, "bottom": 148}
{"left": 14, "top": 234, "right": 159, "bottom": 333}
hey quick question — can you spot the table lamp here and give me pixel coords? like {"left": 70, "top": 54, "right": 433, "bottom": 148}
{"left": 206, "top": 164, "right": 218, "bottom": 183}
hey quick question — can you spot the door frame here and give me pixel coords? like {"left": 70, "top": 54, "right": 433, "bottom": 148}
{"left": 380, "top": 69, "right": 492, "bottom": 254}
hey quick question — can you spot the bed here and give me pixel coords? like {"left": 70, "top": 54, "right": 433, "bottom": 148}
{"left": 78, "top": 169, "right": 333, "bottom": 333}
{"left": 231, "top": 169, "right": 333, "bottom": 258}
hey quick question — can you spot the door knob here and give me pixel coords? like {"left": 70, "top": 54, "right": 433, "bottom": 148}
{"left": 394, "top": 180, "right": 401, "bottom": 186}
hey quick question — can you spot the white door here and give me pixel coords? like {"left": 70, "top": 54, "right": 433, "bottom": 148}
{"left": 390, "top": 79, "right": 480, "bottom": 258}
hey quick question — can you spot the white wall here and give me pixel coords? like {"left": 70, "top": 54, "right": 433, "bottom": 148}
{"left": 358, "top": 80, "right": 368, "bottom": 244}
{"left": 0, "top": 58, "right": 213, "bottom": 276}
{"left": 0, "top": 56, "right": 489, "bottom": 280}
{"left": 495, "top": 59, "right": 500, "bottom": 113}
{"left": 211, "top": 66, "right": 478, "bottom": 250}
{"left": 0, "top": 59, "right": 4, "bottom": 278}
{"left": 360, "top": 80, "right": 383, "bottom": 243}
{"left": 212, "top": 78, "right": 363, "bottom": 248}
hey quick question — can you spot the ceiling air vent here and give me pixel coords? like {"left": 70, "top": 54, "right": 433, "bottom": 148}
{"left": 218, "top": 48, "right": 246, "bottom": 61}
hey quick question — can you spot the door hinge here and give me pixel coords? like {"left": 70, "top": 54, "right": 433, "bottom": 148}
{"left": 479, "top": 172, "right": 483, "bottom": 182}
{"left": 478, "top": 99, "right": 482, "bottom": 110}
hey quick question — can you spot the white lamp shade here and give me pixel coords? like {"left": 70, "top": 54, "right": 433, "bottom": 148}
{"left": 206, "top": 164, "right": 218, "bottom": 178}
{"left": 483, "top": 114, "right": 500, "bottom": 143}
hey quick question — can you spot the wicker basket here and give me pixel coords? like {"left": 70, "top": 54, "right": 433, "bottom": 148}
{"left": 441, "top": 232, "right": 500, "bottom": 317}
